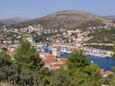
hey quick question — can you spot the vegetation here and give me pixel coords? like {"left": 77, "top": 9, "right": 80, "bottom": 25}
{"left": 8, "top": 10, "right": 106, "bottom": 31}
{"left": 86, "top": 27, "right": 115, "bottom": 43}
{"left": 0, "top": 39, "right": 114, "bottom": 86}
{"left": 0, "top": 38, "right": 50, "bottom": 86}
{"left": 33, "top": 34, "right": 46, "bottom": 43}
{"left": 84, "top": 45, "right": 113, "bottom": 50}
{"left": 66, "top": 51, "right": 102, "bottom": 86}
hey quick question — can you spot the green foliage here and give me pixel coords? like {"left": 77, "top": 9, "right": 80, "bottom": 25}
{"left": 0, "top": 64, "right": 20, "bottom": 85}
{"left": 65, "top": 50, "right": 103, "bottom": 86}
{"left": 109, "top": 77, "right": 115, "bottom": 86}
{"left": 112, "top": 66, "right": 115, "bottom": 73}
{"left": 0, "top": 64, "right": 50, "bottom": 86}
{"left": 82, "top": 64, "right": 99, "bottom": 77}
{"left": 50, "top": 70, "right": 75, "bottom": 86}
{"left": 67, "top": 50, "right": 90, "bottom": 75}
{"left": 86, "top": 27, "right": 115, "bottom": 44}
{"left": 85, "top": 45, "right": 113, "bottom": 51}
{"left": 14, "top": 38, "right": 50, "bottom": 86}
{"left": 0, "top": 38, "right": 51, "bottom": 86}
{"left": 15, "top": 38, "right": 41, "bottom": 69}
{"left": 0, "top": 50, "right": 11, "bottom": 65}
{"left": 34, "top": 34, "right": 46, "bottom": 43}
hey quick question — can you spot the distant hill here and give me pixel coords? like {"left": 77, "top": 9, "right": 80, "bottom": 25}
{"left": 103, "top": 16, "right": 115, "bottom": 20}
{"left": 9, "top": 10, "right": 111, "bottom": 30}
{"left": 0, "top": 17, "right": 28, "bottom": 25}
{"left": 0, "top": 23, "right": 5, "bottom": 29}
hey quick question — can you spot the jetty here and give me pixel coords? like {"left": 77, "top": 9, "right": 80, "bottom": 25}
{"left": 82, "top": 47, "right": 113, "bottom": 57}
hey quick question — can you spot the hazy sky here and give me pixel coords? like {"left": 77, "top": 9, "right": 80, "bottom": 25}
{"left": 0, "top": 0, "right": 115, "bottom": 19}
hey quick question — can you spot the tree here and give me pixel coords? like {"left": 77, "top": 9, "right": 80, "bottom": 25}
{"left": 109, "top": 77, "right": 115, "bottom": 86}
{"left": 0, "top": 50, "right": 11, "bottom": 65}
{"left": 14, "top": 38, "right": 50, "bottom": 86}
{"left": 49, "top": 70, "right": 75, "bottom": 86}
{"left": 65, "top": 50, "right": 102, "bottom": 86}
{"left": 82, "top": 64, "right": 100, "bottom": 78}
{"left": 15, "top": 38, "right": 42, "bottom": 69}
{"left": 0, "top": 38, "right": 51, "bottom": 86}
{"left": 67, "top": 50, "right": 90, "bottom": 75}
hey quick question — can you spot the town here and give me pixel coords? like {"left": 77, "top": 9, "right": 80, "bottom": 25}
{"left": 0, "top": 22, "right": 114, "bottom": 72}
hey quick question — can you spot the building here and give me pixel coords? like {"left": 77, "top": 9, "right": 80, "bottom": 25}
{"left": 38, "top": 52, "right": 66, "bottom": 71}
{"left": 52, "top": 44, "right": 61, "bottom": 57}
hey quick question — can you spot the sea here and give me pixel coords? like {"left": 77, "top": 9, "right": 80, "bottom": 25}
{"left": 42, "top": 46, "right": 115, "bottom": 71}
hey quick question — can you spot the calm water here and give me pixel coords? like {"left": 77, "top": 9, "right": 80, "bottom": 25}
{"left": 61, "top": 52, "right": 115, "bottom": 71}
{"left": 43, "top": 47, "right": 115, "bottom": 71}
{"left": 89, "top": 56, "right": 115, "bottom": 71}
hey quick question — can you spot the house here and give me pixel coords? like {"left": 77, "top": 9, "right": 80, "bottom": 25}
{"left": 38, "top": 52, "right": 66, "bottom": 71}
{"left": 100, "top": 70, "right": 114, "bottom": 77}
{"left": 52, "top": 44, "right": 61, "bottom": 57}
{"left": 45, "top": 58, "right": 66, "bottom": 71}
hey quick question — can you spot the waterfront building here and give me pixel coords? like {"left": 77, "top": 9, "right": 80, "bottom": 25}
{"left": 52, "top": 44, "right": 61, "bottom": 57}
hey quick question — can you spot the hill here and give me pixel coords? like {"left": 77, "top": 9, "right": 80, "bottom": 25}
{"left": 9, "top": 10, "right": 111, "bottom": 30}
{"left": 7, "top": 10, "right": 115, "bottom": 50}
{"left": 104, "top": 15, "right": 115, "bottom": 20}
{"left": 0, "top": 17, "right": 28, "bottom": 25}
{"left": 0, "top": 23, "right": 5, "bottom": 29}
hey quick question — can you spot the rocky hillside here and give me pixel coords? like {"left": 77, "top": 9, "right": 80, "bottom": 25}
{"left": 8, "top": 10, "right": 111, "bottom": 30}
{"left": 7, "top": 10, "right": 115, "bottom": 46}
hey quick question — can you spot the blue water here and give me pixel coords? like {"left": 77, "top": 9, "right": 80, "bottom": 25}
{"left": 42, "top": 47, "right": 115, "bottom": 71}
{"left": 60, "top": 52, "right": 115, "bottom": 71}
{"left": 89, "top": 56, "right": 115, "bottom": 71}
{"left": 43, "top": 47, "right": 52, "bottom": 54}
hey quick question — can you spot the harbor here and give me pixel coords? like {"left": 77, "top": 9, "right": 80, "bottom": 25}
{"left": 82, "top": 47, "right": 113, "bottom": 58}
{"left": 35, "top": 44, "right": 115, "bottom": 71}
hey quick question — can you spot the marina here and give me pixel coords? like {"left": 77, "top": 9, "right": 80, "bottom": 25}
{"left": 37, "top": 46, "right": 115, "bottom": 71}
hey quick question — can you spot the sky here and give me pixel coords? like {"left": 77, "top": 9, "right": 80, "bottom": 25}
{"left": 0, "top": 0, "right": 115, "bottom": 19}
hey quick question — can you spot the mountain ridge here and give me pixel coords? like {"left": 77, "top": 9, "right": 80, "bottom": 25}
{"left": 8, "top": 10, "right": 111, "bottom": 30}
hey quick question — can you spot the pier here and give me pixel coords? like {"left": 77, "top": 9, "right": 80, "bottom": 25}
{"left": 82, "top": 47, "right": 113, "bottom": 57}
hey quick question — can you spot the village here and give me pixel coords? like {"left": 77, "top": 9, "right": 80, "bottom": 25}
{"left": 0, "top": 23, "right": 114, "bottom": 79}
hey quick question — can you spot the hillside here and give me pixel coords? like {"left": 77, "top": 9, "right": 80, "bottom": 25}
{"left": 7, "top": 10, "right": 115, "bottom": 50}
{"left": 104, "top": 15, "right": 115, "bottom": 20}
{"left": 0, "top": 17, "right": 28, "bottom": 25}
{"left": 0, "top": 23, "right": 5, "bottom": 29}
{"left": 9, "top": 10, "right": 111, "bottom": 30}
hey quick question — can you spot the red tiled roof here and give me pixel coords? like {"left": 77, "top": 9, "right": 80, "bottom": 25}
{"left": 100, "top": 70, "right": 114, "bottom": 77}
{"left": 104, "top": 71, "right": 113, "bottom": 76}
{"left": 38, "top": 52, "right": 67, "bottom": 71}
{"left": 52, "top": 44, "right": 61, "bottom": 49}
{"left": 47, "top": 54, "right": 57, "bottom": 60}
